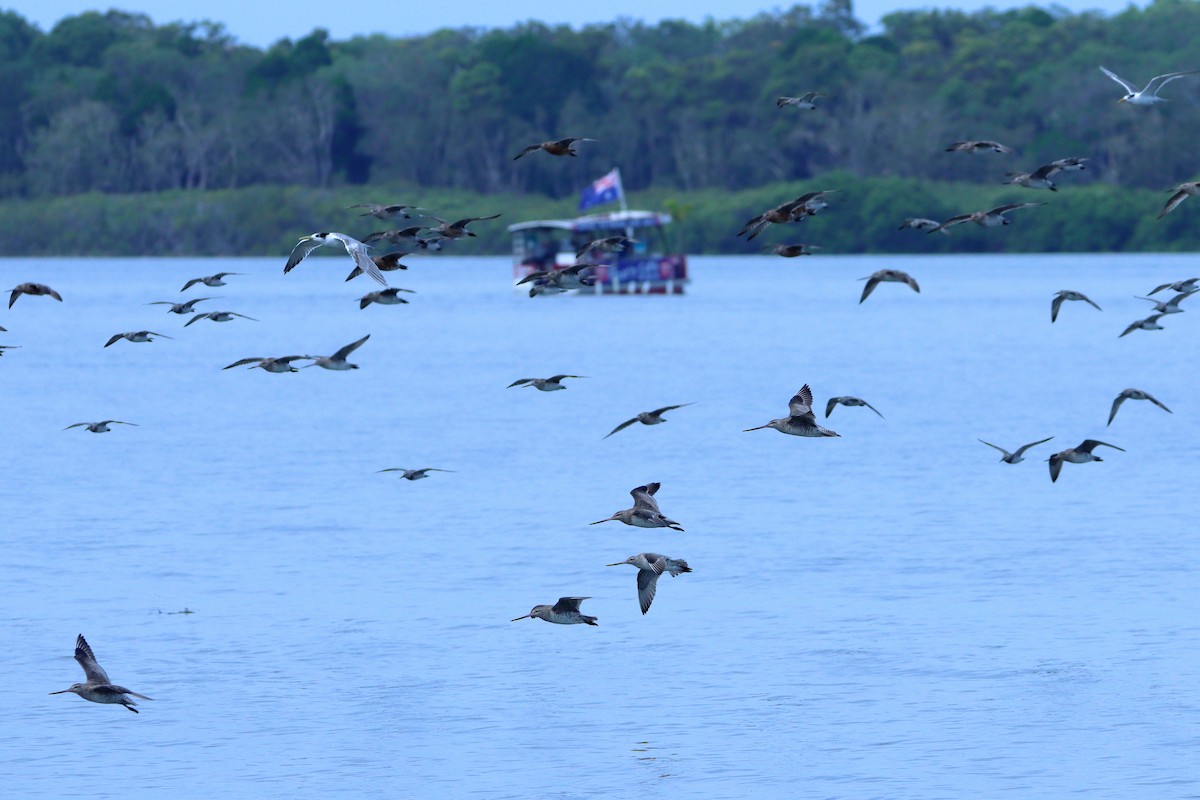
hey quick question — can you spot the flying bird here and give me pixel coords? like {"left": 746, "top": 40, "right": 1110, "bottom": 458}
{"left": 146, "top": 297, "right": 218, "bottom": 314}
{"left": 777, "top": 92, "right": 826, "bottom": 110}
{"left": 181, "top": 272, "right": 244, "bottom": 291}
{"left": 977, "top": 436, "right": 1054, "bottom": 464}
{"left": 1108, "top": 388, "right": 1171, "bottom": 426}
{"left": 360, "top": 288, "right": 414, "bottom": 308}
{"left": 346, "top": 252, "right": 412, "bottom": 282}
{"left": 421, "top": 215, "right": 502, "bottom": 239}
{"left": 512, "top": 137, "right": 596, "bottom": 160}
{"left": 1158, "top": 181, "right": 1200, "bottom": 219}
{"left": 507, "top": 375, "right": 585, "bottom": 391}
{"left": 284, "top": 232, "right": 387, "bottom": 287}
{"left": 575, "top": 236, "right": 635, "bottom": 259}
{"left": 64, "top": 420, "right": 138, "bottom": 433}
{"left": 1051, "top": 290, "right": 1102, "bottom": 322}
{"left": 1099, "top": 65, "right": 1199, "bottom": 105}
{"left": 303, "top": 334, "right": 370, "bottom": 370}
{"left": 9, "top": 282, "right": 63, "bottom": 308}
{"left": 1135, "top": 291, "right": 1195, "bottom": 314}
{"left": 1119, "top": 313, "right": 1166, "bottom": 337}
{"left": 511, "top": 596, "right": 597, "bottom": 626}
{"left": 825, "top": 396, "right": 884, "bottom": 419}
{"left": 223, "top": 355, "right": 310, "bottom": 373}
{"left": 859, "top": 270, "right": 920, "bottom": 303}
{"left": 744, "top": 384, "right": 839, "bottom": 437}
{"left": 1148, "top": 277, "right": 1199, "bottom": 295}
{"left": 50, "top": 634, "right": 152, "bottom": 713}
{"left": 898, "top": 218, "right": 949, "bottom": 235}
{"left": 1047, "top": 439, "right": 1124, "bottom": 483}
{"left": 945, "top": 140, "right": 1013, "bottom": 154}
{"left": 104, "top": 331, "right": 172, "bottom": 347}
{"left": 604, "top": 403, "right": 693, "bottom": 439}
{"left": 184, "top": 311, "right": 258, "bottom": 326}
{"left": 590, "top": 482, "right": 684, "bottom": 531}
{"left": 931, "top": 203, "right": 1044, "bottom": 233}
{"left": 772, "top": 244, "right": 820, "bottom": 257}
{"left": 348, "top": 203, "right": 427, "bottom": 221}
{"left": 377, "top": 468, "right": 455, "bottom": 480}
{"left": 606, "top": 553, "right": 692, "bottom": 615}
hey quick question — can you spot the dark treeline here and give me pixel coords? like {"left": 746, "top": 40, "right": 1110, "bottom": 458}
{"left": 1, "top": 1, "right": 1199, "bottom": 252}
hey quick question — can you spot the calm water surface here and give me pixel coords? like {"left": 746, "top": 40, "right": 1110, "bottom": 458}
{"left": 1, "top": 254, "right": 1197, "bottom": 798}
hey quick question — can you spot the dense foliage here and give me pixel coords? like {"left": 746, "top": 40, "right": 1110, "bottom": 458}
{"left": 1, "top": 2, "right": 1199, "bottom": 253}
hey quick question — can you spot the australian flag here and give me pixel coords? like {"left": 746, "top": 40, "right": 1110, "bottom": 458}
{"left": 578, "top": 168, "right": 623, "bottom": 211}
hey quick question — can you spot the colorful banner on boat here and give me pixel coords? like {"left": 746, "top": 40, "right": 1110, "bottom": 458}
{"left": 579, "top": 169, "right": 623, "bottom": 211}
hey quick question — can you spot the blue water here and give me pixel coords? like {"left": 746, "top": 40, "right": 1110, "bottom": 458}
{"left": 2, "top": 254, "right": 1198, "bottom": 798}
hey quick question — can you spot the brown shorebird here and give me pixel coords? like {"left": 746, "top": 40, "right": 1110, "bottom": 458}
{"left": 512, "top": 596, "right": 597, "bottom": 625}
{"left": 825, "top": 396, "right": 884, "bottom": 419}
{"left": 606, "top": 553, "right": 692, "bottom": 615}
{"left": 348, "top": 203, "right": 427, "bottom": 221}
{"left": 1119, "top": 313, "right": 1166, "bottom": 337}
{"left": 977, "top": 436, "right": 1054, "bottom": 463}
{"left": 181, "top": 272, "right": 244, "bottom": 291}
{"left": 9, "top": 282, "right": 63, "bottom": 308}
{"left": 104, "top": 331, "right": 173, "bottom": 347}
{"left": 575, "top": 236, "right": 635, "bottom": 259}
{"left": 777, "top": 92, "right": 826, "bottom": 109}
{"left": 1004, "top": 163, "right": 1064, "bottom": 191}
{"left": 1100, "top": 66, "right": 1199, "bottom": 105}
{"left": 50, "top": 635, "right": 152, "bottom": 713}
{"left": 1136, "top": 291, "right": 1196, "bottom": 314}
{"left": 362, "top": 228, "right": 431, "bottom": 248}
{"left": 898, "top": 218, "right": 950, "bottom": 235}
{"left": 590, "top": 482, "right": 684, "bottom": 531}
{"left": 772, "top": 244, "right": 820, "bottom": 257}
{"left": 507, "top": 375, "right": 585, "bottom": 391}
{"left": 64, "top": 420, "right": 138, "bottom": 433}
{"left": 604, "top": 403, "right": 693, "bottom": 439}
{"left": 360, "top": 288, "right": 414, "bottom": 308}
{"left": 346, "top": 252, "right": 412, "bottom": 281}
{"left": 1108, "top": 388, "right": 1171, "bottom": 426}
{"left": 285, "top": 232, "right": 387, "bottom": 286}
{"left": 516, "top": 263, "right": 597, "bottom": 290}
{"left": 1051, "top": 290, "right": 1102, "bottom": 322}
{"left": 737, "top": 191, "right": 836, "bottom": 240}
{"left": 421, "top": 215, "right": 501, "bottom": 239}
{"left": 1148, "top": 277, "right": 1199, "bottom": 295}
{"left": 512, "top": 137, "right": 596, "bottom": 160}
{"left": 304, "top": 334, "right": 369, "bottom": 370}
{"left": 945, "top": 140, "right": 1014, "bottom": 154}
{"left": 931, "top": 202, "right": 1044, "bottom": 233}
{"left": 223, "top": 355, "right": 310, "bottom": 373}
{"left": 1047, "top": 439, "right": 1124, "bottom": 482}
{"left": 859, "top": 270, "right": 920, "bottom": 303}
{"left": 745, "top": 384, "right": 839, "bottom": 437}
{"left": 184, "top": 311, "right": 258, "bottom": 326}
{"left": 377, "top": 467, "right": 455, "bottom": 480}
{"left": 1158, "top": 182, "right": 1200, "bottom": 219}
{"left": 147, "top": 297, "right": 218, "bottom": 314}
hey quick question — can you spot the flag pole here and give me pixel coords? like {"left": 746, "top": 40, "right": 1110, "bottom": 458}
{"left": 614, "top": 167, "right": 627, "bottom": 213}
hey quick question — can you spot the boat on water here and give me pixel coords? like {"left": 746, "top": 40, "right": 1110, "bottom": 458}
{"left": 508, "top": 169, "right": 688, "bottom": 295}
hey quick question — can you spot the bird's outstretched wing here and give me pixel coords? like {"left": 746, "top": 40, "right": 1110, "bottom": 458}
{"left": 1099, "top": 66, "right": 1137, "bottom": 93}
{"left": 284, "top": 237, "right": 324, "bottom": 274}
{"left": 331, "top": 334, "right": 370, "bottom": 361}
{"left": 74, "top": 635, "right": 112, "bottom": 684}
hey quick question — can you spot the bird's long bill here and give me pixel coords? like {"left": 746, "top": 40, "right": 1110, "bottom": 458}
{"left": 48, "top": 689, "right": 69, "bottom": 694}
{"left": 589, "top": 518, "right": 614, "bottom": 525}
{"left": 1117, "top": 97, "right": 1127, "bottom": 103}
{"left": 605, "top": 562, "right": 624, "bottom": 566}
{"left": 511, "top": 614, "right": 531, "bottom": 621}
{"left": 743, "top": 424, "right": 769, "bottom": 432}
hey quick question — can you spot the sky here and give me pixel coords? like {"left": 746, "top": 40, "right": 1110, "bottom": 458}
{"left": 3, "top": 0, "right": 1142, "bottom": 46}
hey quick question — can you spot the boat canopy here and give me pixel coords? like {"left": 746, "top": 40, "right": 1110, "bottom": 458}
{"left": 507, "top": 210, "right": 672, "bottom": 234}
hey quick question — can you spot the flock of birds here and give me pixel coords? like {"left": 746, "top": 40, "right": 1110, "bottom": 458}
{"left": 11, "top": 61, "right": 1198, "bottom": 710}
